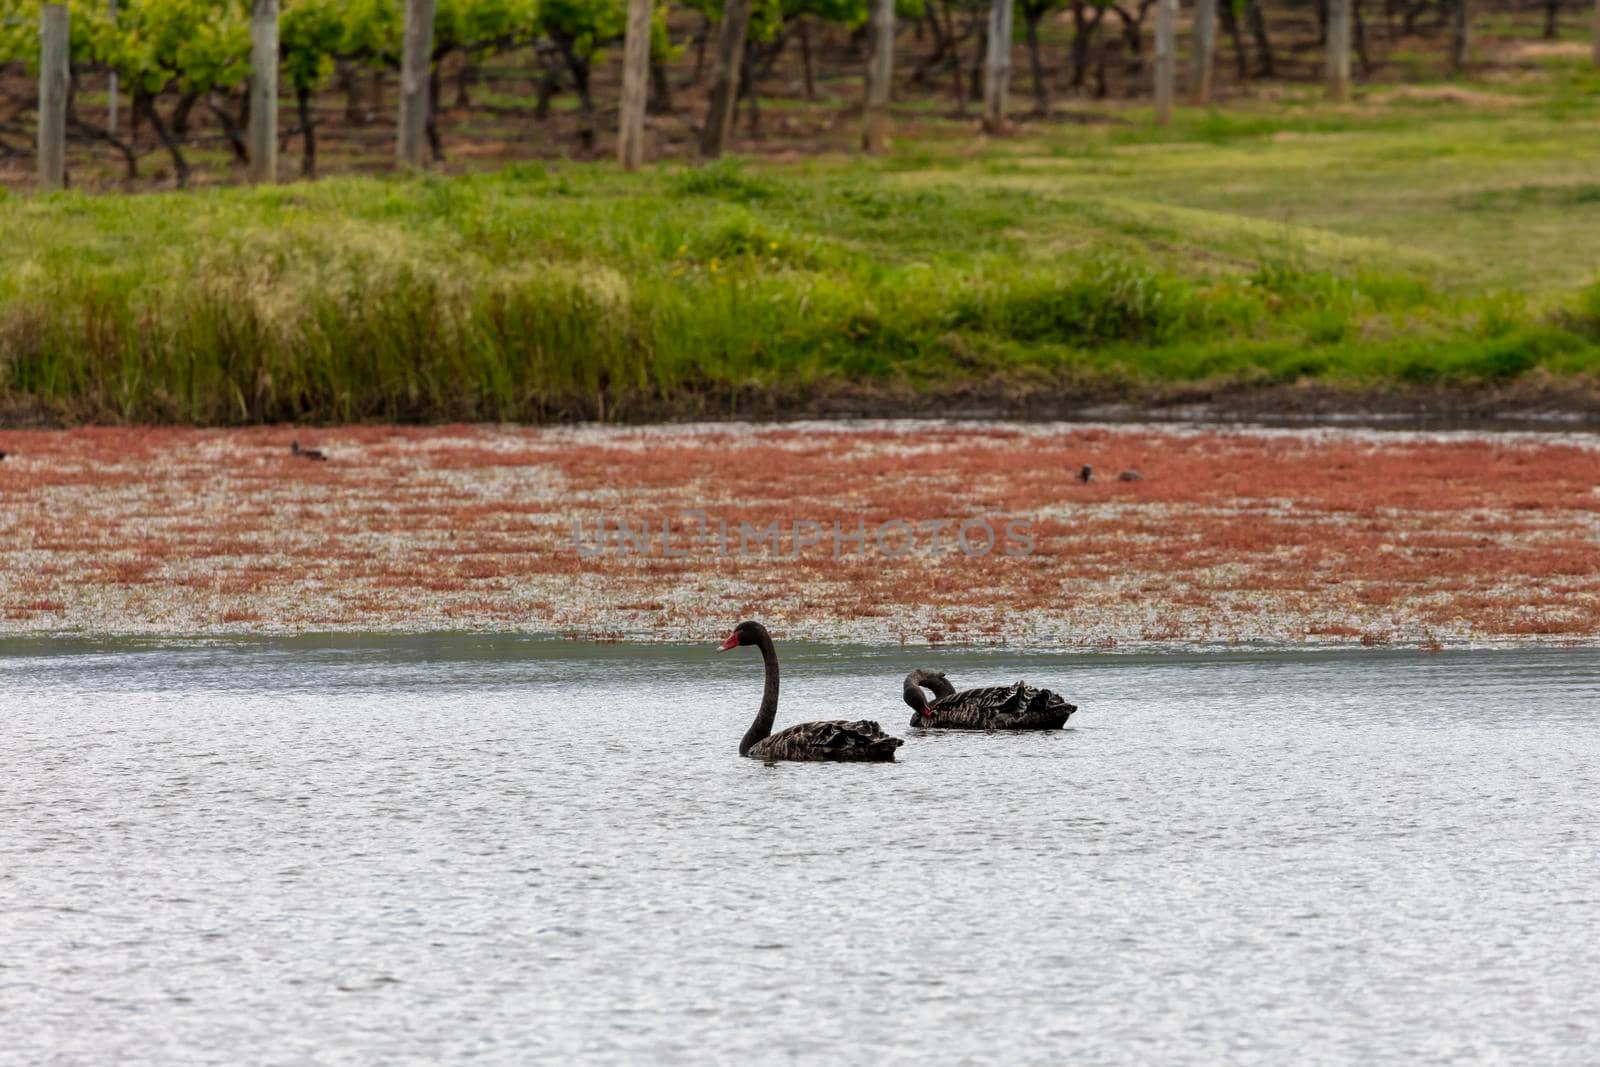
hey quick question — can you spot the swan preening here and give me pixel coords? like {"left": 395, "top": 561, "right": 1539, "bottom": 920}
{"left": 720, "top": 621, "right": 904, "bottom": 762}
{"left": 718, "top": 621, "right": 1081, "bottom": 759}
{"left": 902, "top": 669, "right": 1077, "bottom": 730}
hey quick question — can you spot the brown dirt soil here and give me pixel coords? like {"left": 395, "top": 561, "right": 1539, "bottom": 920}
{"left": 726, "top": 375, "right": 1600, "bottom": 429}
{"left": 1365, "top": 85, "right": 1527, "bottom": 109}
{"left": 1497, "top": 41, "right": 1593, "bottom": 62}
{"left": 9, "top": 374, "right": 1599, "bottom": 431}
{"left": 1, "top": 421, "right": 1596, "bottom": 647}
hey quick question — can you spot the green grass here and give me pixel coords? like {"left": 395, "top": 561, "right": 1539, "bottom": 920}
{"left": 3, "top": 73, "right": 1600, "bottom": 423}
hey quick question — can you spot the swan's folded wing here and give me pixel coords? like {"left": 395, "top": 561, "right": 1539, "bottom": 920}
{"left": 929, "top": 683, "right": 1027, "bottom": 727}
{"left": 813, "top": 723, "right": 851, "bottom": 749}
{"left": 755, "top": 719, "right": 903, "bottom": 760}
{"left": 811, "top": 719, "right": 895, "bottom": 748}
{"left": 933, "top": 684, "right": 1023, "bottom": 712}
{"left": 927, "top": 682, "right": 1077, "bottom": 728}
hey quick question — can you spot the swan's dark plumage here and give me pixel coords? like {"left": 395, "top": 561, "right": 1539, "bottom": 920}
{"left": 723, "top": 621, "right": 902, "bottom": 762}
{"left": 904, "top": 670, "right": 1077, "bottom": 730}
{"left": 747, "top": 718, "right": 904, "bottom": 762}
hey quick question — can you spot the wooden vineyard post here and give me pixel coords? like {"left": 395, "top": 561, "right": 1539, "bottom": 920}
{"left": 248, "top": 0, "right": 279, "bottom": 183}
{"left": 38, "top": 4, "right": 69, "bottom": 190}
{"left": 1154, "top": 0, "right": 1176, "bottom": 124}
{"left": 397, "top": 0, "right": 436, "bottom": 167}
{"left": 618, "top": 0, "right": 653, "bottom": 170}
{"left": 982, "top": 0, "right": 1014, "bottom": 133}
{"left": 1191, "top": 0, "right": 1216, "bottom": 105}
{"left": 862, "top": 0, "right": 894, "bottom": 153}
{"left": 1327, "top": 0, "right": 1351, "bottom": 101}
{"left": 1451, "top": 0, "right": 1470, "bottom": 74}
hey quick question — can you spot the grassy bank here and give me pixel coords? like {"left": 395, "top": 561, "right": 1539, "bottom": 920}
{"left": 4, "top": 72, "right": 1600, "bottom": 423}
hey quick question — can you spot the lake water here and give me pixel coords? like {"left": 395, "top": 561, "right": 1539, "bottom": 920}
{"left": 2, "top": 638, "right": 1597, "bottom": 1065}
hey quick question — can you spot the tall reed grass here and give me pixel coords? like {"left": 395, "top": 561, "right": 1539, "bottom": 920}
{"left": 2, "top": 162, "right": 1596, "bottom": 424}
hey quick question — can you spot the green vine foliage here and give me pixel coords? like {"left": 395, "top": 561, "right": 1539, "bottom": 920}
{"left": 1, "top": 0, "right": 111, "bottom": 73}
{"left": 681, "top": 0, "right": 922, "bottom": 47}
{"left": 83, "top": 0, "right": 252, "bottom": 95}
{"left": 537, "top": 0, "right": 625, "bottom": 62}
{"left": 436, "top": 0, "right": 539, "bottom": 54}
{"left": 334, "top": 0, "right": 404, "bottom": 67}
{"left": 280, "top": 0, "right": 350, "bottom": 92}
{"left": 0, "top": 0, "right": 552, "bottom": 93}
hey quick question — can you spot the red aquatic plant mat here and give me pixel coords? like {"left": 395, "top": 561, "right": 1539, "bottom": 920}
{"left": 0, "top": 422, "right": 1596, "bottom": 648}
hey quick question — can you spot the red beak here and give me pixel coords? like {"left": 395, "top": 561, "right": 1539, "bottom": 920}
{"left": 718, "top": 632, "right": 739, "bottom": 651}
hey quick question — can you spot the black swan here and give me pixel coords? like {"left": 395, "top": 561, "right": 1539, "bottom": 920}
{"left": 721, "top": 621, "right": 903, "bottom": 762}
{"left": 903, "top": 669, "right": 1077, "bottom": 730}
{"left": 291, "top": 440, "right": 327, "bottom": 461}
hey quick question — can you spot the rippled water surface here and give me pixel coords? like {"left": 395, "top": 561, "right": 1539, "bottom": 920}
{"left": 2, "top": 639, "right": 1598, "bottom": 1065}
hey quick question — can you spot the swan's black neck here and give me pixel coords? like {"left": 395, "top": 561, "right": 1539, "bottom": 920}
{"left": 738, "top": 631, "right": 780, "bottom": 757}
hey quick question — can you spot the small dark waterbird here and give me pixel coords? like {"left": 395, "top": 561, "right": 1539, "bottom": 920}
{"left": 903, "top": 669, "right": 1077, "bottom": 730}
{"left": 291, "top": 440, "right": 327, "bottom": 461}
{"left": 720, "top": 621, "right": 903, "bottom": 761}
{"left": 1078, "top": 464, "right": 1093, "bottom": 483}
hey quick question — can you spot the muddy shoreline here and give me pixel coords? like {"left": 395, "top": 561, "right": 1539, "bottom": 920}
{"left": 780, "top": 377, "right": 1600, "bottom": 432}
{"left": 4, "top": 377, "right": 1597, "bottom": 432}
